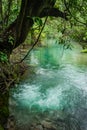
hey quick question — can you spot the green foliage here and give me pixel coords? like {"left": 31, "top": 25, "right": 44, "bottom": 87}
{"left": 83, "top": 32, "right": 87, "bottom": 41}
{"left": 0, "top": 51, "right": 8, "bottom": 63}
{"left": 0, "top": 0, "right": 21, "bottom": 27}
{"left": 8, "top": 35, "right": 14, "bottom": 45}
{"left": 0, "top": 125, "right": 4, "bottom": 130}
{"left": 60, "top": 0, "right": 87, "bottom": 26}
{"left": 69, "top": 26, "right": 87, "bottom": 42}
{"left": 1, "top": 0, "right": 87, "bottom": 47}
{"left": 54, "top": 0, "right": 87, "bottom": 43}
{"left": 81, "top": 49, "right": 87, "bottom": 53}
{"left": 33, "top": 17, "right": 43, "bottom": 27}
{"left": 58, "top": 37, "right": 73, "bottom": 50}
{"left": 0, "top": 106, "right": 8, "bottom": 116}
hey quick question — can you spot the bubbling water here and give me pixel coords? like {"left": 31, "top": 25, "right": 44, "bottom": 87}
{"left": 10, "top": 43, "right": 87, "bottom": 130}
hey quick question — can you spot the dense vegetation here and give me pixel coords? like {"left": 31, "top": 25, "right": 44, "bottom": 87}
{"left": 0, "top": 0, "right": 87, "bottom": 129}
{"left": 0, "top": 0, "right": 87, "bottom": 60}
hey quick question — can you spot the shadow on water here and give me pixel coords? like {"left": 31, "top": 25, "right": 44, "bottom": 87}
{"left": 9, "top": 41, "right": 87, "bottom": 130}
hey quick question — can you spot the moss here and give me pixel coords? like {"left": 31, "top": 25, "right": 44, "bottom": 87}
{"left": 0, "top": 106, "right": 9, "bottom": 116}
{"left": 0, "top": 125, "right": 4, "bottom": 130}
{"left": 0, "top": 92, "right": 9, "bottom": 128}
{"left": 81, "top": 49, "right": 87, "bottom": 53}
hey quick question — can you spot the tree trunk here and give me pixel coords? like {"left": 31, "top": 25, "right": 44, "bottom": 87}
{"left": 0, "top": 0, "right": 67, "bottom": 55}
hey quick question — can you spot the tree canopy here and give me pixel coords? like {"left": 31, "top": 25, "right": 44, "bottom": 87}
{"left": 0, "top": 0, "right": 87, "bottom": 57}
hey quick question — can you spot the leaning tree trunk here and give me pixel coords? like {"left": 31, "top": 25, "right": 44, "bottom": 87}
{"left": 0, "top": 0, "right": 67, "bottom": 56}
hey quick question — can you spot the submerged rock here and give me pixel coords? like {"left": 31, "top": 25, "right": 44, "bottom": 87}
{"left": 41, "top": 120, "right": 56, "bottom": 129}
{"left": 30, "top": 119, "right": 57, "bottom": 130}
{"left": 35, "top": 125, "right": 43, "bottom": 130}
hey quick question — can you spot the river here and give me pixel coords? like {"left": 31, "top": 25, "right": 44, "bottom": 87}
{"left": 9, "top": 41, "right": 87, "bottom": 130}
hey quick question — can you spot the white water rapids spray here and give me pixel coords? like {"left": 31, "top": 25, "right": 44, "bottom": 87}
{"left": 10, "top": 42, "right": 87, "bottom": 130}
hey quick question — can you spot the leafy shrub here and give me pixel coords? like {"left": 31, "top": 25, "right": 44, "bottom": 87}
{"left": 0, "top": 51, "right": 8, "bottom": 63}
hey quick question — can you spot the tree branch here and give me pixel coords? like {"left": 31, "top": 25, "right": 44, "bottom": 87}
{"left": 40, "top": 8, "right": 68, "bottom": 20}
{"left": 19, "top": 16, "right": 48, "bottom": 63}
{"left": 0, "top": 2, "right": 68, "bottom": 55}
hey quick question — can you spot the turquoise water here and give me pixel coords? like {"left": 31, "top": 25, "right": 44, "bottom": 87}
{"left": 10, "top": 42, "right": 87, "bottom": 130}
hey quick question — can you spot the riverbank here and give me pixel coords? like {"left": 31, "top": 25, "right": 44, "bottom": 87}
{"left": 0, "top": 44, "right": 30, "bottom": 129}
{"left": 0, "top": 62, "right": 29, "bottom": 129}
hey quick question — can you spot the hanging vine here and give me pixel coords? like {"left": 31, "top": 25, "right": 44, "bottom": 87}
{"left": 18, "top": 16, "right": 48, "bottom": 63}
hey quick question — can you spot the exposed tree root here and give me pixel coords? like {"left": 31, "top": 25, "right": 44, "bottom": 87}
{"left": 0, "top": 62, "right": 28, "bottom": 94}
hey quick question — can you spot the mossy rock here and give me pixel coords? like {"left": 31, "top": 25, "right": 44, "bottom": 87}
{"left": 0, "top": 106, "right": 9, "bottom": 116}
{"left": 0, "top": 92, "right": 9, "bottom": 126}
{"left": 81, "top": 49, "right": 87, "bottom": 53}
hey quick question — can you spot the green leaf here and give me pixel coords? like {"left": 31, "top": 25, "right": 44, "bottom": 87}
{"left": 8, "top": 36, "right": 14, "bottom": 45}
{"left": 34, "top": 17, "right": 42, "bottom": 26}
{"left": 0, "top": 51, "right": 8, "bottom": 63}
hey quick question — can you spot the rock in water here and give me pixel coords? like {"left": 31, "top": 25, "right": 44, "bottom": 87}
{"left": 41, "top": 120, "right": 56, "bottom": 130}
{"left": 35, "top": 125, "right": 43, "bottom": 130}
